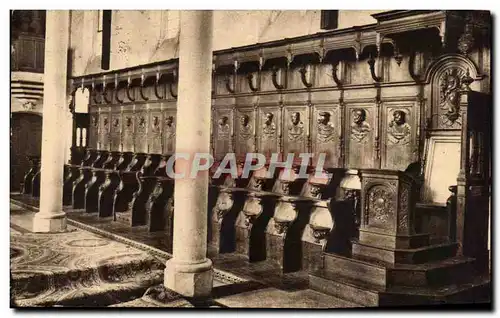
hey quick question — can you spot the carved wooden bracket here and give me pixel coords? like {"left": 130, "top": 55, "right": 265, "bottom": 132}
{"left": 126, "top": 77, "right": 136, "bottom": 102}
{"left": 169, "top": 69, "right": 178, "bottom": 99}
{"left": 225, "top": 74, "right": 235, "bottom": 94}
{"left": 115, "top": 75, "right": 126, "bottom": 104}
{"left": 299, "top": 65, "right": 313, "bottom": 88}
{"left": 408, "top": 50, "right": 422, "bottom": 83}
{"left": 102, "top": 77, "right": 113, "bottom": 104}
{"left": 154, "top": 72, "right": 166, "bottom": 99}
{"left": 271, "top": 66, "right": 285, "bottom": 90}
{"left": 91, "top": 80, "right": 100, "bottom": 105}
{"left": 139, "top": 74, "right": 149, "bottom": 101}
{"left": 247, "top": 72, "right": 259, "bottom": 92}
{"left": 331, "top": 61, "right": 343, "bottom": 87}
{"left": 393, "top": 43, "right": 403, "bottom": 66}
{"left": 367, "top": 54, "right": 382, "bottom": 82}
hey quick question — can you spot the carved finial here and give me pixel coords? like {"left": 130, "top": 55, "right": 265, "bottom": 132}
{"left": 462, "top": 68, "right": 474, "bottom": 90}
{"left": 458, "top": 16, "right": 474, "bottom": 56}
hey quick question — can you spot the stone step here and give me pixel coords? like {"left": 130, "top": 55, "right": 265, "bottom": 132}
{"left": 12, "top": 255, "right": 164, "bottom": 300}
{"left": 309, "top": 269, "right": 491, "bottom": 307}
{"left": 14, "top": 269, "right": 164, "bottom": 307}
{"left": 323, "top": 252, "right": 476, "bottom": 287}
{"left": 352, "top": 239, "right": 458, "bottom": 264}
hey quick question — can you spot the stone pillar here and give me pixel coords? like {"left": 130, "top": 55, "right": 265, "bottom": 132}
{"left": 32, "top": 10, "right": 70, "bottom": 233}
{"left": 164, "top": 10, "right": 214, "bottom": 298}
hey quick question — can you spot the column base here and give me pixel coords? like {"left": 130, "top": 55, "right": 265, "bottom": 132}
{"left": 164, "top": 258, "right": 213, "bottom": 298}
{"left": 32, "top": 212, "right": 67, "bottom": 233}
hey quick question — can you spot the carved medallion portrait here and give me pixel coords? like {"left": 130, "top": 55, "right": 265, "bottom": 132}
{"left": 215, "top": 115, "right": 231, "bottom": 158}
{"left": 288, "top": 112, "right": 304, "bottom": 142}
{"left": 237, "top": 113, "right": 254, "bottom": 156}
{"left": 125, "top": 117, "right": 133, "bottom": 130}
{"left": 262, "top": 112, "right": 276, "bottom": 140}
{"left": 151, "top": 115, "right": 160, "bottom": 133}
{"left": 260, "top": 111, "right": 278, "bottom": 158}
{"left": 218, "top": 116, "right": 230, "bottom": 138}
{"left": 91, "top": 115, "right": 98, "bottom": 128}
{"left": 350, "top": 109, "right": 371, "bottom": 143}
{"left": 138, "top": 116, "right": 146, "bottom": 131}
{"left": 316, "top": 111, "right": 335, "bottom": 143}
{"left": 163, "top": 115, "right": 176, "bottom": 153}
{"left": 239, "top": 114, "right": 253, "bottom": 141}
{"left": 387, "top": 110, "right": 411, "bottom": 145}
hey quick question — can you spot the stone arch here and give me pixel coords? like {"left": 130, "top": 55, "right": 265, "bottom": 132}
{"left": 423, "top": 53, "right": 483, "bottom": 84}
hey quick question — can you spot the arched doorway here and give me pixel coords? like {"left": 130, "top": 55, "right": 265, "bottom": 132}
{"left": 11, "top": 112, "right": 42, "bottom": 191}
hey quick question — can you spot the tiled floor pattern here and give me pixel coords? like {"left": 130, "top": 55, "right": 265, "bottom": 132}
{"left": 10, "top": 195, "right": 359, "bottom": 308}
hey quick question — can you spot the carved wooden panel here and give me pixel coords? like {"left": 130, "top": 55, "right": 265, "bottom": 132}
{"left": 365, "top": 182, "right": 397, "bottom": 232}
{"left": 283, "top": 106, "right": 308, "bottom": 161}
{"left": 381, "top": 102, "right": 417, "bottom": 170}
{"left": 214, "top": 108, "right": 233, "bottom": 161}
{"left": 162, "top": 110, "right": 176, "bottom": 155}
{"left": 312, "top": 105, "right": 340, "bottom": 168}
{"left": 88, "top": 111, "right": 99, "bottom": 149}
{"left": 235, "top": 108, "right": 255, "bottom": 160}
{"left": 345, "top": 104, "right": 377, "bottom": 169}
{"left": 397, "top": 181, "right": 411, "bottom": 235}
{"left": 134, "top": 111, "right": 148, "bottom": 153}
{"left": 122, "top": 111, "right": 134, "bottom": 152}
{"left": 109, "top": 111, "right": 121, "bottom": 152}
{"left": 258, "top": 106, "right": 281, "bottom": 160}
{"left": 149, "top": 110, "right": 162, "bottom": 154}
{"left": 98, "top": 108, "right": 110, "bottom": 151}
{"left": 432, "top": 67, "right": 469, "bottom": 130}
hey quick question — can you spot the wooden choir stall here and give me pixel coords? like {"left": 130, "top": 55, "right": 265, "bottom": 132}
{"left": 24, "top": 10, "right": 488, "bottom": 306}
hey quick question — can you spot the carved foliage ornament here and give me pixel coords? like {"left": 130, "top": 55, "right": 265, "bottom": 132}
{"left": 399, "top": 185, "right": 409, "bottom": 232}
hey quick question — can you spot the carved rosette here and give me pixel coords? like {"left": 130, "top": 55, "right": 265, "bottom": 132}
{"left": 366, "top": 184, "right": 395, "bottom": 230}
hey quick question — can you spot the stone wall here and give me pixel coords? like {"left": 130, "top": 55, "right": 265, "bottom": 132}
{"left": 69, "top": 10, "right": 384, "bottom": 77}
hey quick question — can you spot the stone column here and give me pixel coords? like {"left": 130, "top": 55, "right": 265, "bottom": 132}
{"left": 32, "top": 10, "right": 70, "bottom": 233}
{"left": 164, "top": 10, "right": 214, "bottom": 298}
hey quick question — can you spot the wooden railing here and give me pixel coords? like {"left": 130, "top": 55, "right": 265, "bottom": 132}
{"left": 11, "top": 33, "right": 45, "bottom": 73}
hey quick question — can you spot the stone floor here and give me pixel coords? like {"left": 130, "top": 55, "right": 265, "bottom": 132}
{"left": 10, "top": 198, "right": 360, "bottom": 308}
